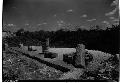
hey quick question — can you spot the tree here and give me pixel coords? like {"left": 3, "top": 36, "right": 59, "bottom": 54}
{"left": 16, "top": 28, "right": 25, "bottom": 36}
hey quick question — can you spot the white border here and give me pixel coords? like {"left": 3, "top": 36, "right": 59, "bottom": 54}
{"left": 0, "top": 0, "right": 3, "bottom": 82}
{"left": 120, "top": 0, "right": 125, "bottom": 83}
{"left": 0, "top": 0, "right": 124, "bottom": 83}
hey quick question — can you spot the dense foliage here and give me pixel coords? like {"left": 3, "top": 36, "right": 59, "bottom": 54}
{"left": 12, "top": 24, "right": 120, "bottom": 54}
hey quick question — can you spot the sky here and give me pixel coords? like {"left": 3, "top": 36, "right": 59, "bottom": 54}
{"left": 3, "top": 0, "right": 120, "bottom": 32}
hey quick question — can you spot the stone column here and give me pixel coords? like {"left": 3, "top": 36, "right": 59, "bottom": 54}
{"left": 43, "top": 38, "right": 50, "bottom": 53}
{"left": 75, "top": 44, "right": 86, "bottom": 68}
{"left": 46, "top": 38, "right": 49, "bottom": 50}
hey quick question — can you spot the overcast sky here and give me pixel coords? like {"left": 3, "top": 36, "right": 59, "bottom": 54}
{"left": 3, "top": 0, "right": 119, "bottom": 32}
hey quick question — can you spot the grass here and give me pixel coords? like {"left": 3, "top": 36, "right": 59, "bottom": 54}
{"left": 2, "top": 51, "right": 63, "bottom": 81}
{"left": 2, "top": 47, "right": 119, "bottom": 82}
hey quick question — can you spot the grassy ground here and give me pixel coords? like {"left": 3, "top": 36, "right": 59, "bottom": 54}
{"left": 2, "top": 48, "right": 119, "bottom": 82}
{"left": 76, "top": 51, "right": 119, "bottom": 82}
{"left": 2, "top": 51, "right": 63, "bottom": 82}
